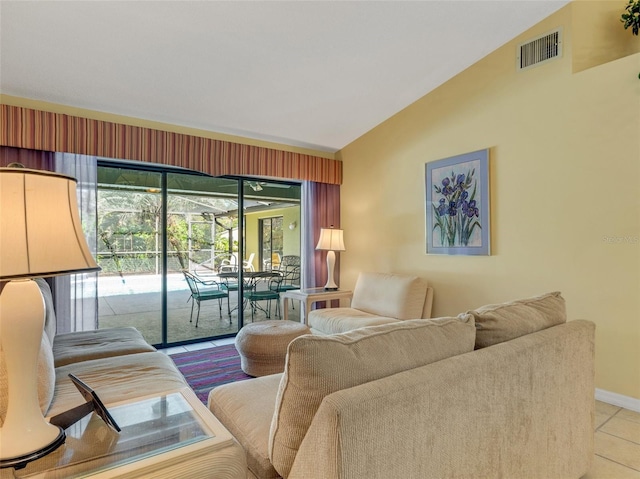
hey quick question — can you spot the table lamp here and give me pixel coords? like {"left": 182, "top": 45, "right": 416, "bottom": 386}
{"left": 0, "top": 167, "right": 100, "bottom": 468}
{"left": 315, "top": 226, "right": 345, "bottom": 290}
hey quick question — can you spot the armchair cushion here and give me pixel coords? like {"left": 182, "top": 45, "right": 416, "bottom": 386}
{"left": 268, "top": 314, "right": 475, "bottom": 478}
{"left": 308, "top": 308, "right": 400, "bottom": 334}
{"left": 350, "top": 272, "right": 427, "bottom": 319}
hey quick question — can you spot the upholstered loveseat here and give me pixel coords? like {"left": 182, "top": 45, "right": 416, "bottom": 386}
{"left": 208, "top": 292, "right": 595, "bottom": 479}
{"left": 308, "top": 272, "right": 434, "bottom": 335}
{"left": 0, "top": 279, "right": 246, "bottom": 478}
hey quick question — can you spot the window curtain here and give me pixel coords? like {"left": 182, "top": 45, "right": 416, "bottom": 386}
{"left": 54, "top": 153, "right": 98, "bottom": 333}
{"left": 302, "top": 181, "right": 341, "bottom": 291}
{"left": 1, "top": 105, "right": 342, "bottom": 185}
{"left": 0, "top": 146, "right": 54, "bottom": 170}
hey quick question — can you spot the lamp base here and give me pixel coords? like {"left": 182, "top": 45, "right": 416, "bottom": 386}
{"left": 0, "top": 280, "right": 66, "bottom": 469}
{"left": 323, "top": 250, "right": 339, "bottom": 291}
{"left": 0, "top": 428, "right": 65, "bottom": 470}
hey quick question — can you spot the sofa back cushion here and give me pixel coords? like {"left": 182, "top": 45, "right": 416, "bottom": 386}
{"left": 268, "top": 314, "right": 476, "bottom": 478}
{"left": 470, "top": 291, "right": 567, "bottom": 349}
{"left": 350, "top": 272, "right": 427, "bottom": 319}
{"left": 35, "top": 278, "right": 57, "bottom": 344}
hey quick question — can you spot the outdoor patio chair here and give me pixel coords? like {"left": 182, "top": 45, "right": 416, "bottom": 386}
{"left": 268, "top": 263, "right": 300, "bottom": 314}
{"left": 243, "top": 272, "right": 281, "bottom": 322}
{"left": 280, "top": 255, "right": 300, "bottom": 270}
{"left": 218, "top": 254, "right": 238, "bottom": 273}
{"left": 183, "top": 271, "right": 230, "bottom": 327}
{"left": 263, "top": 252, "right": 282, "bottom": 271}
{"left": 242, "top": 253, "right": 256, "bottom": 272}
{"left": 273, "top": 254, "right": 300, "bottom": 294}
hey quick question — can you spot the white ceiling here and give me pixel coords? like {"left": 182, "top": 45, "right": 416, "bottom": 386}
{"left": 0, "top": 1, "right": 569, "bottom": 153}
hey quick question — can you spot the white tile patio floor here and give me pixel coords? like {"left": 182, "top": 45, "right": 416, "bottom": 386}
{"left": 97, "top": 273, "right": 300, "bottom": 346}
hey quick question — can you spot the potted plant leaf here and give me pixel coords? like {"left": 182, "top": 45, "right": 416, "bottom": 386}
{"left": 621, "top": 0, "right": 640, "bottom": 34}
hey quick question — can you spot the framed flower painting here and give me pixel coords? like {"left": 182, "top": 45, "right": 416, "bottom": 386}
{"left": 425, "top": 149, "right": 490, "bottom": 255}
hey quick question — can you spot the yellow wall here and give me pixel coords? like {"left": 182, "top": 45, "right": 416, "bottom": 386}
{"left": 572, "top": 0, "right": 640, "bottom": 72}
{"left": 338, "top": 4, "right": 640, "bottom": 399}
{"left": 244, "top": 206, "right": 301, "bottom": 270}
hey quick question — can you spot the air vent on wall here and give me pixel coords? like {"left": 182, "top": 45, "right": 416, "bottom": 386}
{"left": 517, "top": 28, "right": 562, "bottom": 71}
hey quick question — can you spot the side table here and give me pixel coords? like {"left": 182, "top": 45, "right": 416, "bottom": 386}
{"left": 10, "top": 387, "right": 245, "bottom": 479}
{"left": 281, "top": 288, "right": 353, "bottom": 325}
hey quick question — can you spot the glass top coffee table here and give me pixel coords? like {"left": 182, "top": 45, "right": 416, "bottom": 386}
{"left": 12, "top": 388, "right": 237, "bottom": 479}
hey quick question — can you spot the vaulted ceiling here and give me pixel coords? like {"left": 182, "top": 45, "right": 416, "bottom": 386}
{"left": 0, "top": 1, "right": 569, "bottom": 153}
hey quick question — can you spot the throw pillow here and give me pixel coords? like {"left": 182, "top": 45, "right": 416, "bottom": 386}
{"left": 268, "top": 314, "right": 476, "bottom": 478}
{"left": 470, "top": 291, "right": 566, "bottom": 349}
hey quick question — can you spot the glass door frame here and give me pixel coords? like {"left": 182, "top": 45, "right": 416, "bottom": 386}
{"left": 97, "top": 161, "right": 301, "bottom": 348}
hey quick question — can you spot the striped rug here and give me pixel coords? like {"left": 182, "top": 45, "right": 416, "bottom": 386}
{"left": 170, "top": 344, "right": 252, "bottom": 404}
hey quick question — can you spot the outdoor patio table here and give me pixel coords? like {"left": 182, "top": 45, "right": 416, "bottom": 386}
{"left": 218, "top": 271, "right": 280, "bottom": 319}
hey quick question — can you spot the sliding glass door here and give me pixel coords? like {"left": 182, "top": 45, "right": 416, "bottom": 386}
{"left": 165, "top": 173, "right": 240, "bottom": 344}
{"left": 96, "top": 163, "right": 301, "bottom": 347}
{"left": 96, "top": 167, "right": 165, "bottom": 344}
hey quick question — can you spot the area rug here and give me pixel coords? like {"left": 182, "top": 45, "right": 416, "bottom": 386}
{"left": 170, "top": 344, "right": 252, "bottom": 403}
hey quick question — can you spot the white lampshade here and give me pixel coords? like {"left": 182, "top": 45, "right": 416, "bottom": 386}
{"left": 315, "top": 227, "right": 346, "bottom": 252}
{"left": 0, "top": 168, "right": 100, "bottom": 280}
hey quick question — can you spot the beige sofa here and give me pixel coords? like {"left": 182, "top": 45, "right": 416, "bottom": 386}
{"left": 308, "top": 272, "right": 434, "bottom": 335}
{"left": 0, "top": 279, "right": 246, "bottom": 478}
{"left": 208, "top": 291, "right": 595, "bottom": 479}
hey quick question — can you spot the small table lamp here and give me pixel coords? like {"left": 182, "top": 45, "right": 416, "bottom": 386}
{"left": 315, "top": 226, "right": 346, "bottom": 290}
{"left": 0, "top": 168, "right": 100, "bottom": 468}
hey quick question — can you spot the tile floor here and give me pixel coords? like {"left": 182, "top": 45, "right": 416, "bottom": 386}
{"left": 159, "top": 336, "right": 237, "bottom": 355}
{"left": 582, "top": 401, "right": 640, "bottom": 478}
{"left": 162, "top": 339, "right": 640, "bottom": 477}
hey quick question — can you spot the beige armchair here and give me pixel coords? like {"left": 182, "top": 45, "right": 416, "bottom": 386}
{"left": 308, "top": 272, "right": 434, "bottom": 335}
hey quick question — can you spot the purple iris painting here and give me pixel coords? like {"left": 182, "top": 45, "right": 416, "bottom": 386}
{"left": 425, "top": 150, "right": 490, "bottom": 255}
{"left": 433, "top": 166, "right": 480, "bottom": 247}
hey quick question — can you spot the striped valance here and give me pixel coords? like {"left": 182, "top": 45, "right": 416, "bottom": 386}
{"left": 0, "top": 104, "right": 342, "bottom": 185}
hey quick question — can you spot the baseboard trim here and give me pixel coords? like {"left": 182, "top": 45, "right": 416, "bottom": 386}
{"left": 596, "top": 388, "right": 640, "bottom": 413}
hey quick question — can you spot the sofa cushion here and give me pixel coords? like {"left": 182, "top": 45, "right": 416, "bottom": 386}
{"left": 47, "top": 351, "right": 187, "bottom": 418}
{"left": 308, "top": 308, "right": 400, "bottom": 335}
{"left": 269, "top": 314, "right": 476, "bottom": 478}
{"left": 208, "top": 374, "right": 283, "bottom": 479}
{"left": 52, "top": 327, "right": 156, "bottom": 367}
{"left": 470, "top": 291, "right": 566, "bottom": 349}
{"left": 1, "top": 333, "right": 55, "bottom": 425}
{"left": 350, "top": 272, "right": 427, "bottom": 319}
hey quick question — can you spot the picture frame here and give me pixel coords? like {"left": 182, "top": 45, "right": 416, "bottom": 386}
{"left": 425, "top": 149, "right": 490, "bottom": 255}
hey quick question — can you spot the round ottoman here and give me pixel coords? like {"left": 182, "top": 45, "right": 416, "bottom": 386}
{"left": 235, "top": 320, "right": 310, "bottom": 377}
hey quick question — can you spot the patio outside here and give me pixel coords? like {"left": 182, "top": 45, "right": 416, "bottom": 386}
{"left": 95, "top": 165, "right": 302, "bottom": 347}
{"left": 97, "top": 272, "right": 301, "bottom": 346}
